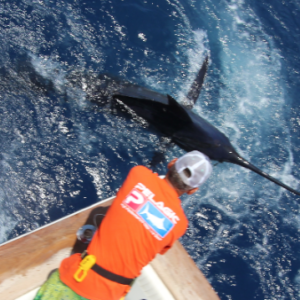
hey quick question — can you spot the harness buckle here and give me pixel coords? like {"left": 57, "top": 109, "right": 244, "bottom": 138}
{"left": 74, "top": 254, "right": 96, "bottom": 282}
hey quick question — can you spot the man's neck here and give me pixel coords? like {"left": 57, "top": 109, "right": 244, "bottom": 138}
{"left": 163, "top": 177, "right": 184, "bottom": 197}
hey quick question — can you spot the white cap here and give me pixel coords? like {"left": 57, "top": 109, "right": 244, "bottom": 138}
{"left": 175, "top": 151, "right": 212, "bottom": 188}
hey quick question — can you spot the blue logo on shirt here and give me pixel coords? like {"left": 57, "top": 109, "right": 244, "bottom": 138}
{"left": 138, "top": 202, "right": 174, "bottom": 238}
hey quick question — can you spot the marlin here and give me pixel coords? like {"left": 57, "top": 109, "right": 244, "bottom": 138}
{"left": 19, "top": 55, "right": 300, "bottom": 196}
{"left": 105, "top": 57, "right": 300, "bottom": 196}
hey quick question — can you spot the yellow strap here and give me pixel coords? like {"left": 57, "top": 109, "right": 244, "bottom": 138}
{"left": 73, "top": 255, "right": 96, "bottom": 282}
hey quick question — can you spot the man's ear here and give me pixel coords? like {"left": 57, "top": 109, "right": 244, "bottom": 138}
{"left": 186, "top": 187, "right": 198, "bottom": 195}
{"left": 167, "top": 158, "right": 178, "bottom": 169}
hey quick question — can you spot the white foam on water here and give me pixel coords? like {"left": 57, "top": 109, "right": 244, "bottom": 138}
{"left": 182, "top": 0, "right": 299, "bottom": 203}
{"left": 0, "top": 189, "right": 18, "bottom": 244}
{"left": 29, "top": 54, "right": 67, "bottom": 93}
{"left": 29, "top": 53, "right": 90, "bottom": 109}
{"left": 178, "top": 29, "right": 209, "bottom": 103}
{"left": 84, "top": 166, "right": 103, "bottom": 198}
{"left": 172, "top": 2, "right": 300, "bottom": 299}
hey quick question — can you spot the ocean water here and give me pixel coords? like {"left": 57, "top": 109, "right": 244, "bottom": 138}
{"left": 0, "top": 0, "right": 300, "bottom": 299}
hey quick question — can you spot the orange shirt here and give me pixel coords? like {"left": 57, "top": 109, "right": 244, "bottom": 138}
{"left": 59, "top": 166, "right": 188, "bottom": 300}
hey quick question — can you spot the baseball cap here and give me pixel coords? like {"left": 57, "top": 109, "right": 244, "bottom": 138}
{"left": 175, "top": 151, "right": 212, "bottom": 188}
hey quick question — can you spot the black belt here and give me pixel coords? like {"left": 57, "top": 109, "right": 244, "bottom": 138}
{"left": 81, "top": 251, "right": 134, "bottom": 286}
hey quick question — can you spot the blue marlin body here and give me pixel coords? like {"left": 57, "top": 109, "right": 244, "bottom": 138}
{"left": 103, "top": 57, "right": 300, "bottom": 196}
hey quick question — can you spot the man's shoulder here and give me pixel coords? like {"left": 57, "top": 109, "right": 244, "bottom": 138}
{"left": 130, "top": 165, "right": 153, "bottom": 175}
{"left": 127, "top": 166, "right": 160, "bottom": 185}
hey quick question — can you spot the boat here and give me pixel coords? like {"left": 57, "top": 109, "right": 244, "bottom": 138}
{"left": 0, "top": 195, "right": 220, "bottom": 300}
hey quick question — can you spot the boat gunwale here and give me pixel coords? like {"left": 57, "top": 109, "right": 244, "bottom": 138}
{"left": 0, "top": 196, "right": 115, "bottom": 247}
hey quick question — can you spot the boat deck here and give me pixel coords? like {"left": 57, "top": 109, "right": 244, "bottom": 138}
{"left": 15, "top": 264, "right": 175, "bottom": 300}
{"left": 0, "top": 196, "right": 219, "bottom": 300}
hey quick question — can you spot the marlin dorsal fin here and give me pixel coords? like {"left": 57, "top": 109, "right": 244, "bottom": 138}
{"left": 167, "top": 95, "right": 192, "bottom": 123}
{"left": 186, "top": 55, "right": 209, "bottom": 108}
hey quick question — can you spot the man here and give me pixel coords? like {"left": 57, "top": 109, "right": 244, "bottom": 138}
{"left": 34, "top": 150, "right": 212, "bottom": 300}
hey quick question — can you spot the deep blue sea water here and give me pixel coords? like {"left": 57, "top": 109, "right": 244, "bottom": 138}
{"left": 1, "top": 0, "right": 300, "bottom": 299}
